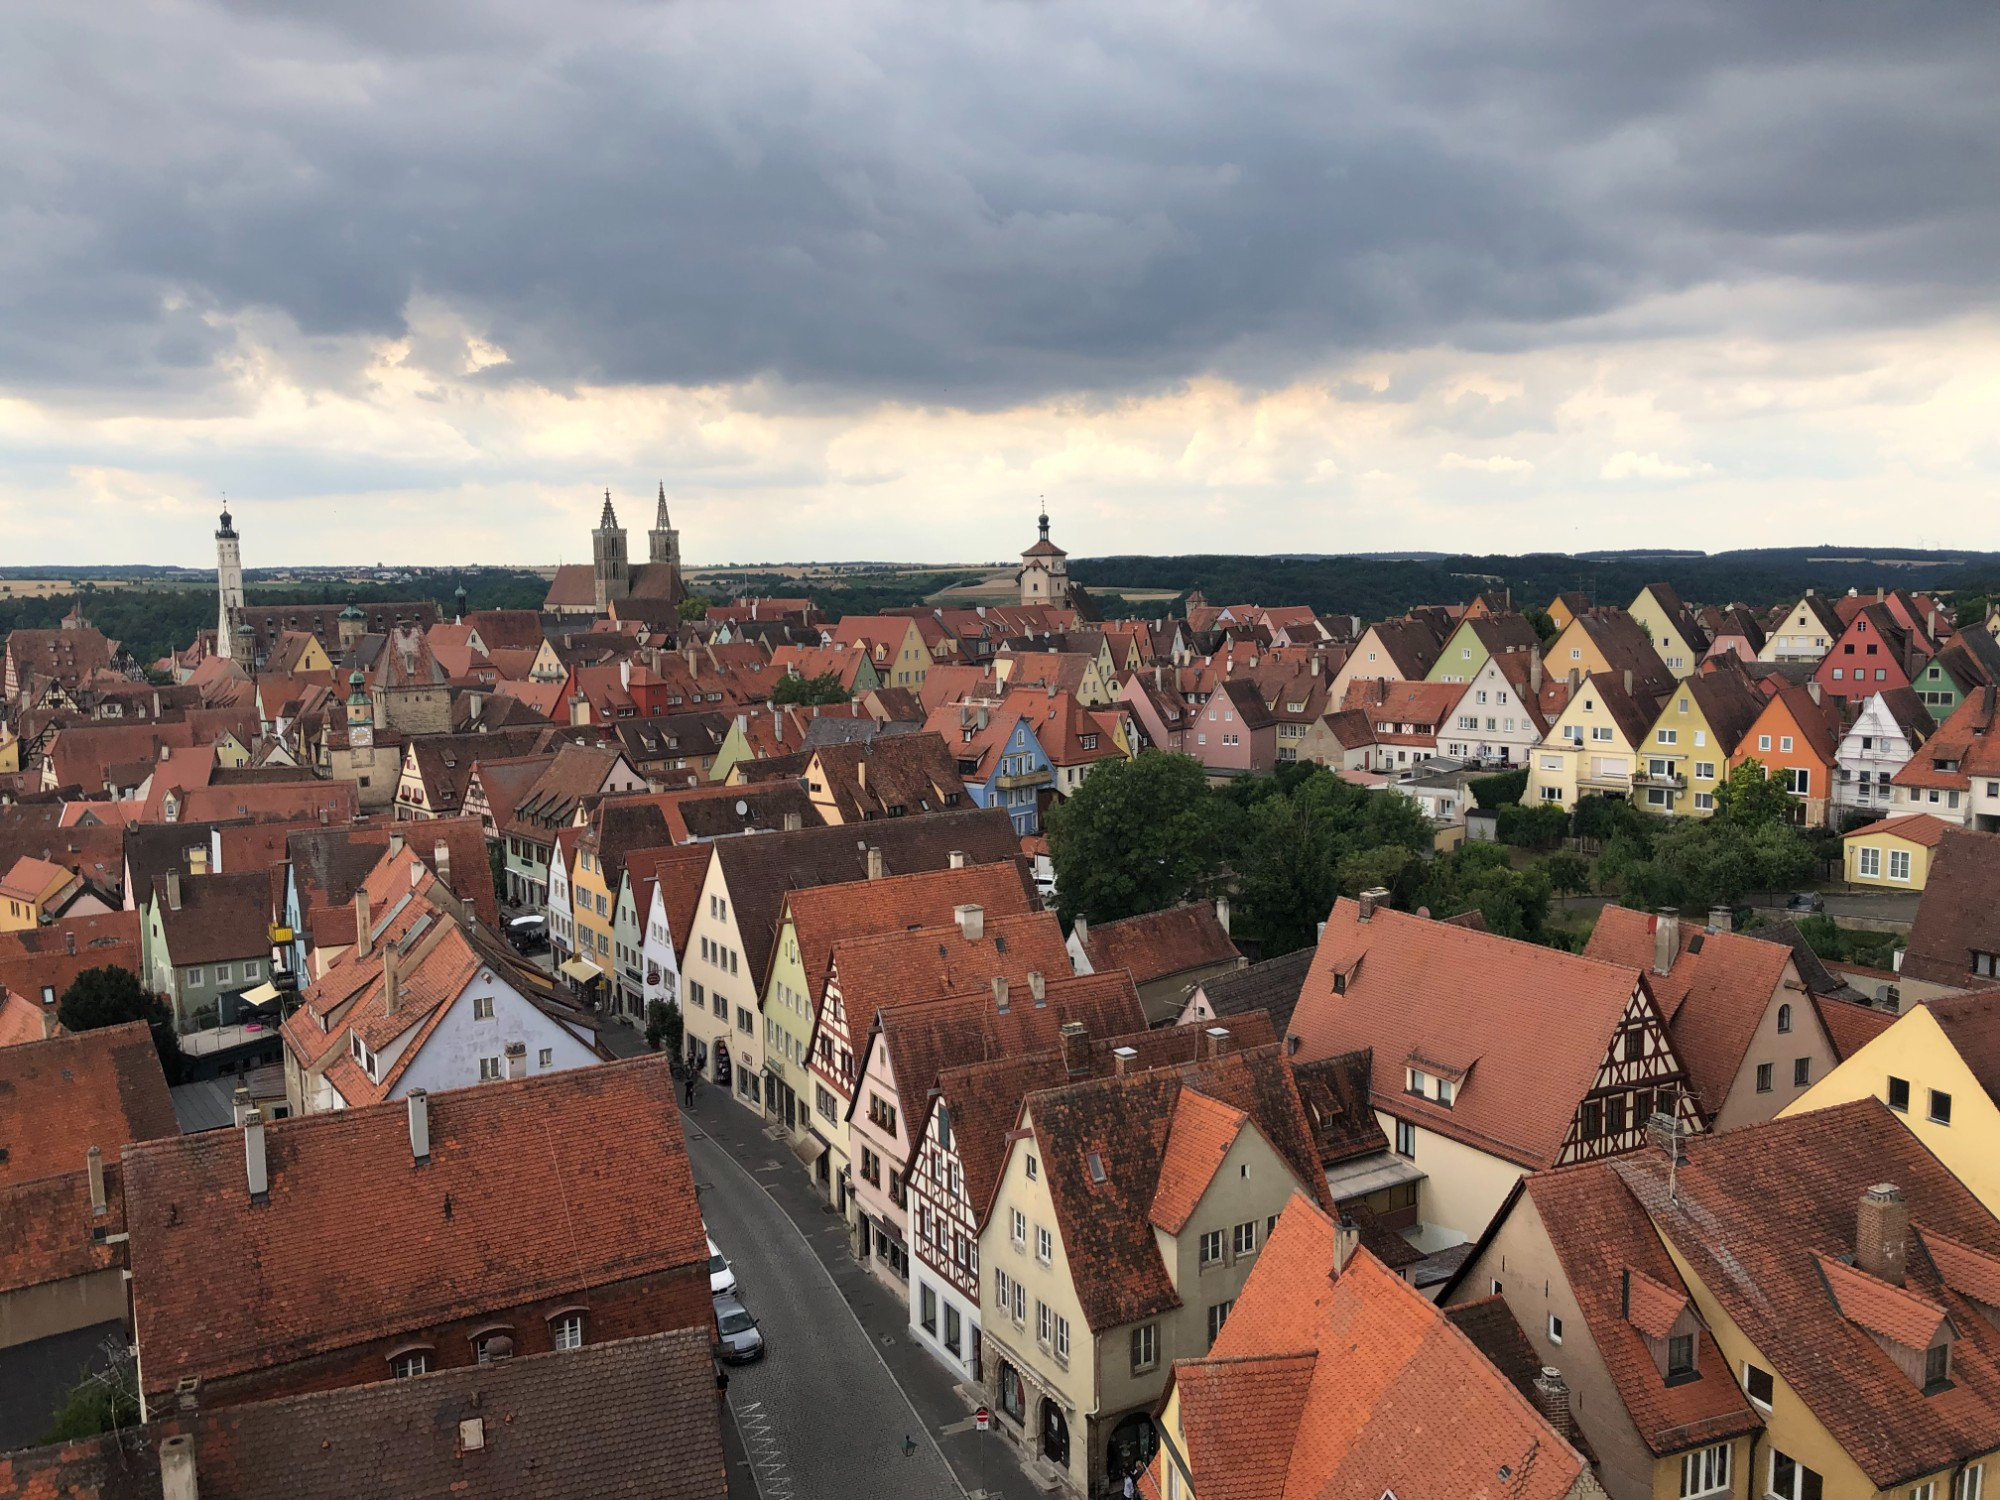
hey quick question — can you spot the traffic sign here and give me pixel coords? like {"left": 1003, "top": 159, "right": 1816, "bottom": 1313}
{"left": 974, "top": 1407, "right": 991, "bottom": 1432}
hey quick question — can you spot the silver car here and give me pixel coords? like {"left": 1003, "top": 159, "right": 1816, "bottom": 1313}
{"left": 714, "top": 1295, "right": 764, "bottom": 1363}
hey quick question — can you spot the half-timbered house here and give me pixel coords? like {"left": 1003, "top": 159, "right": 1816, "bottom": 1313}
{"left": 1288, "top": 890, "right": 1699, "bottom": 1248}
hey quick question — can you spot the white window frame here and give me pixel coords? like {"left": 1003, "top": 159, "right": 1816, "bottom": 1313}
{"left": 1036, "top": 1225, "right": 1053, "bottom": 1265}
{"left": 1678, "top": 1443, "right": 1731, "bottom": 1499}
{"left": 552, "top": 1312, "right": 584, "bottom": 1350}
{"left": 1889, "top": 849, "right": 1912, "bottom": 883}
{"left": 1858, "top": 846, "right": 1883, "bottom": 878}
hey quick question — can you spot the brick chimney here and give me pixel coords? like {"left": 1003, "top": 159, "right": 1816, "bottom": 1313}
{"left": 992, "top": 976, "right": 1010, "bottom": 1014}
{"left": 1060, "top": 1020, "right": 1089, "bottom": 1077}
{"left": 1205, "top": 1025, "right": 1232, "bottom": 1060}
{"left": 166, "top": 870, "right": 182, "bottom": 912}
{"left": 160, "top": 1433, "right": 199, "bottom": 1500}
{"left": 865, "top": 846, "right": 885, "bottom": 881}
{"left": 1358, "top": 887, "right": 1389, "bottom": 922}
{"left": 1652, "top": 909, "right": 1680, "bottom": 976}
{"left": 382, "top": 943, "right": 402, "bottom": 1016}
{"left": 243, "top": 1107, "right": 268, "bottom": 1201}
{"left": 1532, "top": 1368, "right": 1575, "bottom": 1440}
{"left": 1857, "top": 1183, "right": 1909, "bottom": 1286}
{"left": 505, "top": 1040, "right": 527, "bottom": 1080}
{"left": 87, "top": 1145, "right": 106, "bottom": 1217}
{"left": 954, "top": 904, "right": 985, "bottom": 942}
{"left": 408, "top": 1089, "right": 431, "bottom": 1164}
{"left": 1111, "top": 1045, "right": 1139, "bottom": 1076}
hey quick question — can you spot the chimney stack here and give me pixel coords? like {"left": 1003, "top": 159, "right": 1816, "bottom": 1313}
{"left": 1029, "top": 971, "right": 1046, "bottom": 1007}
{"left": 1530, "top": 651, "right": 1543, "bottom": 694}
{"left": 1333, "top": 1213, "right": 1360, "bottom": 1275}
{"left": 991, "top": 976, "right": 1010, "bottom": 1014}
{"left": 433, "top": 839, "right": 452, "bottom": 890}
{"left": 1205, "top": 1025, "right": 1232, "bottom": 1060}
{"left": 1111, "top": 1045, "right": 1139, "bottom": 1077}
{"left": 1856, "top": 1183, "right": 1909, "bottom": 1286}
{"left": 865, "top": 846, "right": 885, "bottom": 881}
{"left": 87, "top": 1145, "right": 106, "bottom": 1216}
{"left": 505, "top": 1040, "right": 527, "bottom": 1080}
{"left": 1358, "top": 887, "right": 1390, "bottom": 922}
{"left": 783, "top": 810, "right": 803, "bottom": 832}
{"left": 1653, "top": 909, "right": 1680, "bottom": 976}
{"left": 949, "top": 849, "right": 967, "bottom": 870}
{"left": 243, "top": 1108, "right": 268, "bottom": 1200}
{"left": 355, "top": 888, "right": 374, "bottom": 958}
{"left": 1214, "top": 894, "right": 1231, "bottom": 936}
{"left": 408, "top": 1089, "right": 431, "bottom": 1164}
{"left": 954, "top": 904, "right": 985, "bottom": 942}
{"left": 1567, "top": 666, "right": 1580, "bottom": 692}
{"left": 1071, "top": 916, "right": 1089, "bottom": 949}
{"left": 166, "top": 870, "right": 182, "bottom": 912}
{"left": 159, "top": 1433, "right": 199, "bottom": 1500}
{"left": 1707, "top": 906, "right": 1733, "bottom": 933}
{"left": 1532, "top": 1368, "right": 1576, "bottom": 1441}
{"left": 389, "top": 830, "right": 404, "bottom": 858}
{"left": 1060, "top": 1020, "right": 1089, "bottom": 1077}
{"left": 231, "top": 1085, "right": 253, "bottom": 1127}
{"left": 65, "top": 929, "right": 75, "bottom": 956}
{"left": 382, "top": 943, "right": 402, "bottom": 1016}
{"left": 1623, "top": 668, "right": 1634, "bottom": 696}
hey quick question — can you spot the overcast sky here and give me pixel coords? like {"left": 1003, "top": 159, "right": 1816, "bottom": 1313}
{"left": 5, "top": 0, "right": 1997, "bottom": 568}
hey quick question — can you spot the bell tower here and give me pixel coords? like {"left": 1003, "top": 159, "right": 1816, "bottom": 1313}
{"left": 1017, "top": 507, "right": 1070, "bottom": 608}
{"left": 592, "top": 489, "right": 630, "bottom": 613}
{"left": 649, "top": 481, "right": 680, "bottom": 569}
{"left": 215, "top": 505, "right": 246, "bottom": 659}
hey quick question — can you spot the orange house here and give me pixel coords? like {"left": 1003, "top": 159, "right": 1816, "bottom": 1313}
{"left": 1730, "top": 681, "right": 1840, "bottom": 827}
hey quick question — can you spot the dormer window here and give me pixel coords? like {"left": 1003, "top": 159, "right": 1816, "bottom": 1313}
{"left": 1925, "top": 1342, "right": 1951, "bottom": 1390}
{"left": 1667, "top": 1332, "right": 1696, "bottom": 1378}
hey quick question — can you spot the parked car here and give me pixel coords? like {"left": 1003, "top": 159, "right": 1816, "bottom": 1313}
{"left": 713, "top": 1295, "right": 764, "bottom": 1363}
{"left": 707, "top": 1237, "right": 737, "bottom": 1297}
{"left": 1786, "top": 892, "right": 1825, "bottom": 914}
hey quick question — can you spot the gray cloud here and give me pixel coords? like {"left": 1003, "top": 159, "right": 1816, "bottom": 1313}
{"left": 3, "top": 0, "right": 1996, "bottom": 409}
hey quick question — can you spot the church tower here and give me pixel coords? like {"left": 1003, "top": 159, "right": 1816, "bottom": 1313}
{"left": 1017, "top": 507, "right": 1070, "bottom": 607}
{"left": 649, "top": 482, "right": 680, "bottom": 570}
{"left": 215, "top": 506, "right": 246, "bottom": 659}
{"left": 592, "top": 489, "right": 630, "bottom": 613}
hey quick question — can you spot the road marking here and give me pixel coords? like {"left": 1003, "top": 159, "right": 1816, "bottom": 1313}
{"left": 682, "top": 1108, "right": 969, "bottom": 1500}
{"left": 733, "top": 1399, "right": 795, "bottom": 1500}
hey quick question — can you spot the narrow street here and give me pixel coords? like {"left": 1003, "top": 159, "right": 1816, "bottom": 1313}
{"left": 680, "top": 1087, "right": 1047, "bottom": 1500}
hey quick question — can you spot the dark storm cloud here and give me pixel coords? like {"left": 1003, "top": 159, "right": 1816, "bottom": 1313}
{"left": 3, "top": 0, "right": 1996, "bottom": 408}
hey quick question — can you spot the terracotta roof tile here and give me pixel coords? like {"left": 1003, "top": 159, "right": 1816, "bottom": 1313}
{"left": 784, "top": 861, "right": 1033, "bottom": 1005}
{"left": 1293, "top": 900, "right": 1679, "bottom": 1169}
{"left": 124, "top": 1055, "right": 707, "bottom": 1394}
{"left": 1814, "top": 994, "right": 1901, "bottom": 1061}
{"left": 153, "top": 870, "right": 276, "bottom": 966}
{"left": 0, "top": 1160, "right": 127, "bottom": 1298}
{"left": 1189, "top": 947, "right": 1313, "bottom": 1036}
{"left": 1905, "top": 829, "right": 2000, "bottom": 987}
{"left": 0, "top": 912, "right": 144, "bottom": 1016}
{"left": 1166, "top": 1203, "right": 1588, "bottom": 1500}
{"left": 1615, "top": 1099, "right": 2000, "bottom": 1486}
{"left": 1075, "top": 903, "right": 1240, "bottom": 988}
{"left": 1147, "top": 1089, "right": 1249, "bottom": 1233}
{"left": 0, "top": 1022, "right": 176, "bottom": 1187}
{"left": 828, "top": 911, "right": 1071, "bottom": 1019}
{"left": 1290, "top": 1048, "right": 1390, "bottom": 1166}
{"left": 1816, "top": 1251, "right": 1952, "bottom": 1350}
{"left": 1623, "top": 1267, "right": 1690, "bottom": 1340}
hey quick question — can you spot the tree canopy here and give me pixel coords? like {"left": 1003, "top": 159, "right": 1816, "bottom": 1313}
{"left": 57, "top": 965, "right": 182, "bottom": 1083}
{"left": 772, "top": 670, "right": 850, "bottom": 706}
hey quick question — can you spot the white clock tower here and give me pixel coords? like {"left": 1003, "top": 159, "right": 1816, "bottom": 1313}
{"left": 215, "top": 506, "right": 246, "bottom": 659}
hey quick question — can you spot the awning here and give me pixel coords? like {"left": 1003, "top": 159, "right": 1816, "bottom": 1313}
{"left": 559, "top": 957, "right": 604, "bottom": 983}
{"left": 791, "top": 1133, "right": 829, "bottom": 1168}
{"left": 239, "top": 982, "right": 281, "bottom": 1007}
{"left": 1322, "top": 1151, "right": 1427, "bottom": 1203}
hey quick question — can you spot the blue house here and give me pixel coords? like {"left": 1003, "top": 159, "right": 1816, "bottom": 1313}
{"left": 940, "top": 708, "right": 1054, "bottom": 835}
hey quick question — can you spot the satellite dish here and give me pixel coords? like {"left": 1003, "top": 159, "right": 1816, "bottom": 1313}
{"left": 735, "top": 800, "right": 749, "bottom": 816}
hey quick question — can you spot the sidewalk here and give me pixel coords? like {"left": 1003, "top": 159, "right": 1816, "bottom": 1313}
{"left": 683, "top": 1087, "right": 1052, "bottom": 1500}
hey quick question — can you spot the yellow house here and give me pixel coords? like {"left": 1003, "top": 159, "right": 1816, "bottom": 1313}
{"left": 567, "top": 837, "right": 618, "bottom": 996}
{"left": 1842, "top": 813, "right": 1952, "bottom": 891}
{"left": 978, "top": 1048, "right": 1329, "bottom": 1497}
{"left": 0, "top": 724, "right": 19, "bottom": 775}
{"left": 1625, "top": 584, "right": 1707, "bottom": 678}
{"left": 1784, "top": 991, "right": 2000, "bottom": 1212}
{"left": 830, "top": 617, "right": 932, "bottom": 691}
{"left": 0, "top": 855, "right": 78, "bottom": 933}
{"left": 1525, "top": 671, "right": 1660, "bottom": 809}
{"left": 1633, "top": 672, "right": 1764, "bottom": 818}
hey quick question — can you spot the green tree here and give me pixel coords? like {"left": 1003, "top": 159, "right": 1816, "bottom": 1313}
{"left": 1045, "top": 753, "right": 1228, "bottom": 925}
{"left": 772, "top": 670, "right": 850, "bottom": 706}
{"left": 57, "top": 966, "right": 180, "bottom": 1083}
{"left": 1543, "top": 852, "right": 1591, "bottom": 900}
{"left": 1234, "top": 794, "right": 1342, "bottom": 956}
{"left": 1711, "top": 758, "right": 1798, "bottom": 827}
{"left": 646, "top": 999, "right": 683, "bottom": 1059}
{"left": 1523, "top": 606, "right": 1560, "bottom": 648}
{"left": 1468, "top": 768, "right": 1528, "bottom": 810}
{"left": 487, "top": 840, "right": 508, "bottom": 905}
{"left": 38, "top": 1343, "right": 139, "bottom": 1442}
{"left": 677, "top": 594, "right": 713, "bottom": 622}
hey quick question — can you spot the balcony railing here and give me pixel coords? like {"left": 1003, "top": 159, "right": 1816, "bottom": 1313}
{"left": 994, "top": 767, "right": 1052, "bottom": 791}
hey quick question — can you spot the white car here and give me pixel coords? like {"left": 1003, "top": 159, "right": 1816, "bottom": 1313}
{"left": 708, "top": 1237, "right": 737, "bottom": 1297}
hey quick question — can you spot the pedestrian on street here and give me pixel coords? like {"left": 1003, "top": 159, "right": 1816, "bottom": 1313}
{"left": 1123, "top": 1465, "right": 1139, "bottom": 1499}
{"left": 684, "top": 1070, "right": 698, "bottom": 1108}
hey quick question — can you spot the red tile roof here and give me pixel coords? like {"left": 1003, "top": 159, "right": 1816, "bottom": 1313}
{"left": 1584, "top": 907, "right": 1797, "bottom": 1120}
{"left": 1293, "top": 900, "right": 1677, "bottom": 1169}
{"left": 0, "top": 1021, "right": 176, "bottom": 1187}
{"left": 1074, "top": 903, "right": 1241, "bottom": 988}
{"left": 1162, "top": 1201, "right": 1589, "bottom": 1500}
{"left": 0, "top": 1160, "right": 127, "bottom": 1298}
{"left": 1905, "top": 828, "right": 2000, "bottom": 987}
{"left": 1846, "top": 813, "right": 1956, "bottom": 847}
{"left": 1615, "top": 1099, "right": 2000, "bottom": 1487}
{"left": 124, "top": 1055, "right": 707, "bottom": 1394}
{"left": 827, "top": 910, "right": 1071, "bottom": 1018}
{"left": 1147, "top": 1088, "right": 1248, "bottom": 1233}
{"left": 0, "top": 911, "right": 144, "bottom": 1013}
{"left": 1814, "top": 994, "right": 1901, "bottom": 1061}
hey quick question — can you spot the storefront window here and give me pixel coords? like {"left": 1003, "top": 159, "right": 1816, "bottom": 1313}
{"left": 999, "top": 1361, "right": 1026, "bottom": 1425}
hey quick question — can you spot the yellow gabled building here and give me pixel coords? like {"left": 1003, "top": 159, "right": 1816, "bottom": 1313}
{"left": 1524, "top": 670, "right": 1661, "bottom": 809}
{"left": 1625, "top": 583, "right": 1710, "bottom": 678}
{"left": 1633, "top": 669, "right": 1765, "bottom": 818}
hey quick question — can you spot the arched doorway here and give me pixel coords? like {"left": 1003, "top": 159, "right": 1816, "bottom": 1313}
{"left": 1106, "top": 1412, "right": 1157, "bottom": 1487}
{"left": 1040, "top": 1399, "right": 1069, "bottom": 1468}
